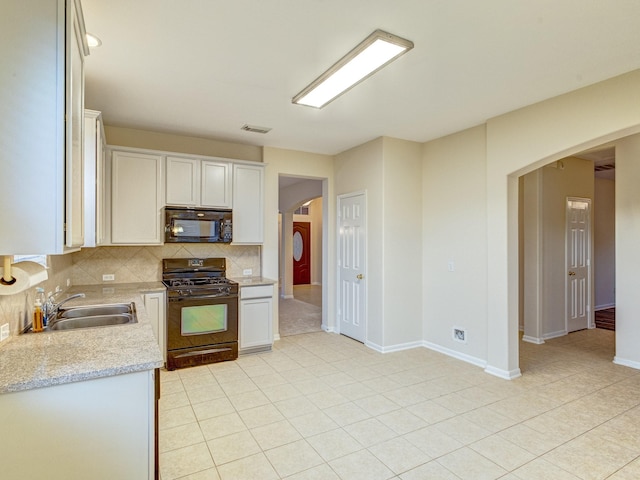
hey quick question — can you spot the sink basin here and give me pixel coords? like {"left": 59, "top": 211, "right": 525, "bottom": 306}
{"left": 57, "top": 303, "right": 134, "bottom": 318}
{"left": 48, "top": 313, "right": 137, "bottom": 331}
{"left": 47, "top": 303, "right": 138, "bottom": 331}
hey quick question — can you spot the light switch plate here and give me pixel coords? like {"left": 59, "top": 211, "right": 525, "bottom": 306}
{"left": 102, "top": 274, "right": 115, "bottom": 281}
{"left": 243, "top": 269, "right": 253, "bottom": 276}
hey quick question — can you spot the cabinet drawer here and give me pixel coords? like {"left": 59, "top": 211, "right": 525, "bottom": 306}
{"left": 240, "top": 285, "right": 273, "bottom": 299}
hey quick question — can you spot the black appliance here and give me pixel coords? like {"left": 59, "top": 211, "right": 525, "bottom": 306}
{"left": 164, "top": 207, "right": 232, "bottom": 243}
{"left": 162, "top": 258, "right": 238, "bottom": 370}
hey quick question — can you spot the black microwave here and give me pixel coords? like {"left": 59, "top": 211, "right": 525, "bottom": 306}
{"left": 164, "top": 207, "right": 232, "bottom": 243}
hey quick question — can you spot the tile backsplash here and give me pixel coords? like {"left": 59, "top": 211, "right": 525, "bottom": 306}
{"left": 0, "top": 244, "right": 260, "bottom": 337}
{"left": 71, "top": 244, "right": 261, "bottom": 284}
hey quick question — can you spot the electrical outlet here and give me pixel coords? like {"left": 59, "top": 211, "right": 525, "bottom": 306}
{"left": 102, "top": 274, "right": 115, "bottom": 281}
{"left": 447, "top": 261, "right": 455, "bottom": 272}
{"left": 243, "top": 269, "right": 253, "bottom": 276}
{"left": 0, "top": 323, "right": 9, "bottom": 342}
{"left": 453, "top": 327, "right": 467, "bottom": 343}
{"left": 66, "top": 278, "right": 71, "bottom": 287}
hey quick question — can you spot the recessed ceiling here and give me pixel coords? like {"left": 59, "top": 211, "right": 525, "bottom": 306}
{"left": 81, "top": 0, "right": 640, "bottom": 155}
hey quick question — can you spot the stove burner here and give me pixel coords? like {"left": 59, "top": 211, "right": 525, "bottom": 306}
{"left": 162, "top": 257, "right": 238, "bottom": 297}
{"left": 163, "top": 277, "right": 233, "bottom": 288}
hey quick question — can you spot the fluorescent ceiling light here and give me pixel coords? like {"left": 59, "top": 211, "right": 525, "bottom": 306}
{"left": 292, "top": 29, "right": 414, "bottom": 108}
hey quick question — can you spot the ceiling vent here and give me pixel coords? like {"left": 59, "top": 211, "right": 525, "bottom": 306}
{"left": 241, "top": 124, "right": 272, "bottom": 134}
{"left": 594, "top": 163, "right": 615, "bottom": 171}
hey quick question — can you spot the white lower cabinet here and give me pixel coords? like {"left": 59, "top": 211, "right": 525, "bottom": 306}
{"left": 144, "top": 291, "right": 166, "bottom": 365}
{"left": 239, "top": 284, "right": 273, "bottom": 353}
{"left": 0, "top": 370, "right": 156, "bottom": 480}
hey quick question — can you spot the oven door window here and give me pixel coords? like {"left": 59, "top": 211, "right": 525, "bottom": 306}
{"left": 181, "top": 304, "right": 227, "bottom": 335}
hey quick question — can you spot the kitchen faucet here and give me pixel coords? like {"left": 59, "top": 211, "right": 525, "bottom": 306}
{"left": 45, "top": 292, "right": 86, "bottom": 325}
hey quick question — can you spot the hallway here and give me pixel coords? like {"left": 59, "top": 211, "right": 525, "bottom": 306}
{"left": 278, "top": 285, "right": 322, "bottom": 337}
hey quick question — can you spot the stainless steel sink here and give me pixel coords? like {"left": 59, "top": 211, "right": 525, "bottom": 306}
{"left": 48, "top": 313, "right": 137, "bottom": 331}
{"left": 47, "top": 302, "right": 138, "bottom": 331}
{"left": 57, "top": 303, "right": 134, "bottom": 318}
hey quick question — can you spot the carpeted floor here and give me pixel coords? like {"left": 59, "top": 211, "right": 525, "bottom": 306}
{"left": 279, "top": 285, "right": 322, "bottom": 337}
{"left": 595, "top": 307, "right": 615, "bottom": 331}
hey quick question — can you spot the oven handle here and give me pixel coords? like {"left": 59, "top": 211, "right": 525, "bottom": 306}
{"left": 168, "top": 293, "right": 238, "bottom": 301}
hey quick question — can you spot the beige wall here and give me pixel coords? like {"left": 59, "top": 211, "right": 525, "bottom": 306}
{"left": 594, "top": 177, "right": 616, "bottom": 309}
{"left": 335, "top": 138, "right": 385, "bottom": 346}
{"left": 614, "top": 134, "right": 640, "bottom": 368}
{"left": 382, "top": 138, "right": 423, "bottom": 348}
{"left": 422, "top": 125, "right": 488, "bottom": 364}
{"left": 334, "top": 137, "right": 422, "bottom": 350}
{"left": 104, "top": 125, "right": 263, "bottom": 162}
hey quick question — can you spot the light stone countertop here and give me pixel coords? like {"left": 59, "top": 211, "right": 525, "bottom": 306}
{"left": 0, "top": 282, "right": 165, "bottom": 394}
{"left": 230, "top": 276, "right": 277, "bottom": 287}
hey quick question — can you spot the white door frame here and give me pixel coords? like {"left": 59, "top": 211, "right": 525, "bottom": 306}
{"left": 565, "top": 196, "right": 594, "bottom": 332}
{"left": 336, "top": 191, "right": 367, "bottom": 342}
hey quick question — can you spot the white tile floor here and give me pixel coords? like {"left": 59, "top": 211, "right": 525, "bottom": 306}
{"left": 159, "top": 328, "right": 640, "bottom": 479}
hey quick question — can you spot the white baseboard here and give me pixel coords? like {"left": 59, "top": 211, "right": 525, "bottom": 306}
{"left": 423, "top": 341, "right": 487, "bottom": 369}
{"left": 595, "top": 303, "right": 615, "bottom": 311}
{"left": 484, "top": 365, "right": 522, "bottom": 380}
{"left": 365, "top": 340, "right": 423, "bottom": 354}
{"left": 281, "top": 294, "right": 294, "bottom": 300}
{"left": 322, "top": 324, "right": 335, "bottom": 333}
{"left": 543, "top": 329, "right": 567, "bottom": 340}
{"left": 522, "top": 335, "right": 545, "bottom": 345}
{"left": 613, "top": 356, "right": 640, "bottom": 370}
{"left": 273, "top": 333, "right": 281, "bottom": 342}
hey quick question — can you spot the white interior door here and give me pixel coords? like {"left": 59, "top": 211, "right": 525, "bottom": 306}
{"left": 338, "top": 192, "right": 366, "bottom": 342}
{"left": 566, "top": 197, "right": 592, "bottom": 332}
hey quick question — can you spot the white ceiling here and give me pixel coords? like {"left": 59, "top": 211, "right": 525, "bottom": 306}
{"left": 81, "top": 0, "right": 640, "bottom": 156}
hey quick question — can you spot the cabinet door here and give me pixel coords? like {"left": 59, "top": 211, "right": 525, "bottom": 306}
{"left": 232, "top": 164, "right": 264, "bottom": 244}
{"left": 95, "top": 116, "right": 107, "bottom": 245}
{"left": 65, "top": 0, "right": 89, "bottom": 248}
{"left": 111, "top": 150, "right": 163, "bottom": 244}
{"left": 240, "top": 297, "right": 273, "bottom": 351}
{"left": 201, "top": 161, "right": 231, "bottom": 208}
{"left": 166, "top": 156, "right": 199, "bottom": 206}
{"left": 83, "top": 110, "right": 105, "bottom": 247}
{"left": 143, "top": 292, "right": 166, "bottom": 365}
{"left": 0, "top": 371, "right": 154, "bottom": 480}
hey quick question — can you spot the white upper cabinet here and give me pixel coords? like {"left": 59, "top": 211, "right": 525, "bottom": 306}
{"left": 0, "top": 0, "right": 89, "bottom": 254}
{"left": 65, "top": 0, "right": 88, "bottom": 249}
{"left": 232, "top": 164, "right": 264, "bottom": 244}
{"left": 166, "top": 156, "right": 231, "bottom": 208}
{"left": 201, "top": 160, "right": 232, "bottom": 208}
{"left": 110, "top": 149, "right": 164, "bottom": 245}
{"left": 166, "top": 156, "right": 199, "bottom": 206}
{"left": 84, "top": 109, "right": 106, "bottom": 247}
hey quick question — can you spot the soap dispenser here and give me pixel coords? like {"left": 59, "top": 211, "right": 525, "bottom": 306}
{"left": 32, "top": 295, "right": 44, "bottom": 333}
{"left": 36, "top": 287, "right": 47, "bottom": 326}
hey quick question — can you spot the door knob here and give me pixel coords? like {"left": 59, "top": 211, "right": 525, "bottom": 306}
{"left": 568, "top": 271, "right": 576, "bottom": 276}
{"left": 357, "top": 274, "right": 364, "bottom": 280}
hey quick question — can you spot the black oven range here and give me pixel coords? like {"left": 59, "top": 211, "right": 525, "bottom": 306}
{"left": 162, "top": 258, "right": 239, "bottom": 370}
